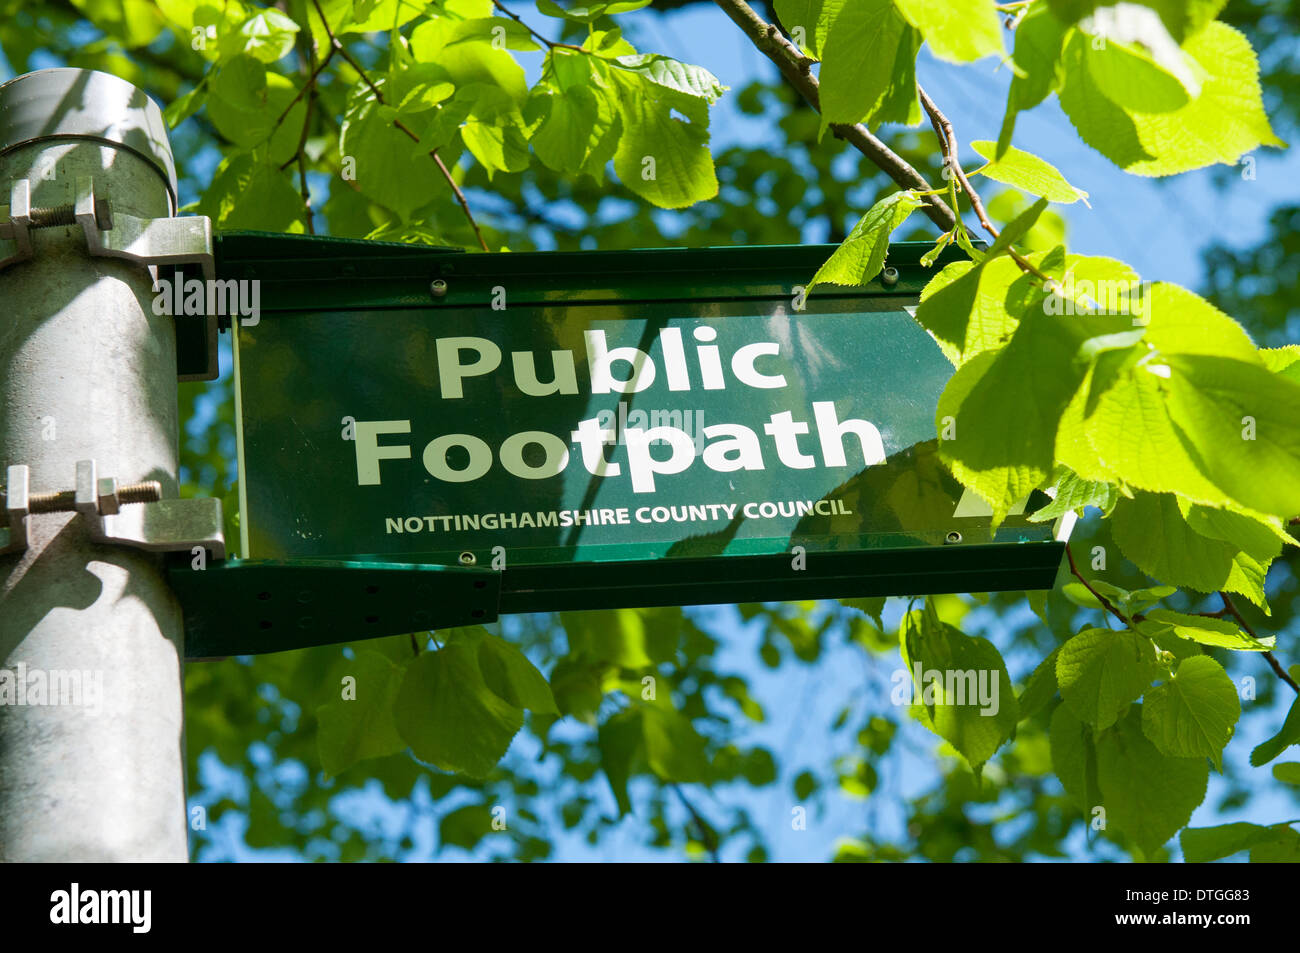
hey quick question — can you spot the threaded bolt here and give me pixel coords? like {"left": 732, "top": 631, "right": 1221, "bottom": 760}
{"left": 27, "top": 204, "right": 76, "bottom": 228}
{"left": 25, "top": 480, "right": 161, "bottom": 514}
{"left": 117, "top": 481, "right": 162, "bottom": 505}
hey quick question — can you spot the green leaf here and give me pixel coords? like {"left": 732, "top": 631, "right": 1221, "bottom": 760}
{"left": 611, "top": 54, "right": 726, "bottom": 102}
{"left": 1095, "top": 706, "right": 1209, "bottom": 856}
{"left": 339, "top": 92, "right": 439, "bottom": 220}
{"left": 1056, "top": 627, "right": 1163, "bottom": 729}
{"left": 998, "top": 4, "right": 1069, "bottom": 154}
{"left": 1061, "top": 582, "right": 1105, "bottom": 610}
{"left": 971, "top": 141, "right": 1089, "bottom": 204}
{"left": 597, "top": 707, "right": 642, "bottom": 814}
{"left": 642, "top": 704, "right": 710, "bottom": 783}
{"left": 1072, "top": 346, "right": 1242, "bottom": 510}
{"left": 394, "top": 639, "right": 523, "bottom": 778}
{"left": 562, "top": 608, "right": 670, "bottom": 667}
{"left": 841, "top": 596, "right": 886, "bottom": 628}
{"left": 443, "top": 16, "right": 542, "bottom": 51}
{"left": 989, "top": 191, "right": 1068, "bottom": 252}
{"left": 1163, "top": 354, "right": 1300, "bottom": 519}
{"left": 1250, "top": 697, "right": 1300, "bottom": 767}
{"left": 914, "top": 246, "right": 1111, "bottom": 368}
{"left": 1050, "top": 701, "right": 1101, "bottom": 811}
{"left": 473, "top": 629, "right": 559, "bottom": 714}
{"left": 1059, "top": 23, "right": 1284, "bottom": 177}
{"left": 774, "top": 0, "right": 828, "bottom": 57}
{"left": 194, "top": 152, "right": 306, "bottom": 232}
{"left": 439, "top": 803, "right": 495, "bottom": 850}
{"left": 1017, "top": 647, "right": 1061, "bottom": 722}
{"left": 1141, "top": 655, "right": 1239, "bottom": 768}
{"left": 1180, "top": 821, "right": 1272, "bottom": 862}
{"left": 206, "top": 54, "right": 304, "bottom": 164}
{"left": 1138, "top": 608, "right": 1274, "bottom": 651}
{"left": 1248, "top": 825, "right": 1300, "bottom": 862}
{"left": 893, "top": 0, "right": 1004, "bottom": 64}
{"left": 409, "top": 24, "right": 528, "bottom": 103}
{"left": 606, "top": 67, "right": 718, "bottom": 208}
{"left": 817, "top": 0, "right": 914, "bottom": 126}
{"left": 315, "top": 651, "right": 407, "bottom": 776}
{"left": 236, "top": 8, "right": 299, "bottom": 64}
{"left": 1080, "top": 4, "right": 1202, "bottom": 112}
{"left": 535, "top": 0, "right": 651, "bottom": 23}
{"left": 899, "top": 607, "right": 1019, "bottom": 770}
{"left": 937, "top": 304, "right": 1137, "bottom": 526}
{"left": 460, "top": 83, "right": 531, "bottom": 178}
{"left": 1138, "top": 282, "right": 1260, "bottom": 361}
{"left": 164, "top": 80, "right": 208, "bottom": 128}
{"left": 988, "top": 195, "right": 1051, "bottom": 257}
{"left": 549, "top": 657, "right": 606, "bottom": 723}
{"left": 1028, "top": 467, "right": 1117, "bottom": 522}
{"left": 1261, "top": 345, "right": 1300, "bottom": 382}
{"left": 1272, "top": 763, "right": 1300, "bottom": 785}
{"left": 527, "top": 52, "right": 621, "bottom": 179}
{"left": 806, "top": 191, "right": 923, "bottom": 291}
{"left": 1111, "top": 493, "right": 1269, "bottom": 606}
{"left": 793, "top": 769, "right": 818, "bottom": 800}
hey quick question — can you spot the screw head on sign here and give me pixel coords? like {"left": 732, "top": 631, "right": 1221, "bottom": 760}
{"left": 945, "top": 531, "right": 962, "bottom": 544}
{"left": 431, "top": 279, "right": 448, "bottom": 298}
{"left": 881, "top": 266, "right": 900, "bottom": 287}
{"left": 459, "top": 551, "right": 476, "bottom": 565}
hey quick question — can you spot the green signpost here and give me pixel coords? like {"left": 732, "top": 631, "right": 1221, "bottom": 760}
{"left": 169, "top": 233, "right": 1070, "bottom": 658}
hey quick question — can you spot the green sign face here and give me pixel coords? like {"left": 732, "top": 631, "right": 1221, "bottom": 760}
{"left": 224, "top": 237, "right": 1065, "bottom": 622}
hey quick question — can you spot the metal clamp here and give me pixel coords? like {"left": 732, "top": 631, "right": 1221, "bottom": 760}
{"left": 0, "top": 176, "right": 218, "bottom": 380}
{"left": 1, "top": 461, "right": 225, "bottom": 560}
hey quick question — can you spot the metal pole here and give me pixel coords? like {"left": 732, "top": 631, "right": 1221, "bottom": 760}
{"left": 0, "top": 69, "right": 188, "bottom": 861}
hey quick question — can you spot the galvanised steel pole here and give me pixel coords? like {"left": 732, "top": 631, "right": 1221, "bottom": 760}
{"left": 0, "top": 69, "right": 188, "bottom": 861}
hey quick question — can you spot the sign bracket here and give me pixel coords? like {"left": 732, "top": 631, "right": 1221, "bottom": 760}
{"left": 0, "top": 460, "right": 224, "bottom": 560}
{"left": 167, "top": 558, "right": 501, "bottom": 659}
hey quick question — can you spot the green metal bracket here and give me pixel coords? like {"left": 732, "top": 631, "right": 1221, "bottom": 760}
{"left": 168, "top": 558, "right": 500, "bottom": 659}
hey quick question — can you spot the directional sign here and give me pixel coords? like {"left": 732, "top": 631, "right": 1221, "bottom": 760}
{"left": 173, "top": 235, "right": 1069, "bottom": 657}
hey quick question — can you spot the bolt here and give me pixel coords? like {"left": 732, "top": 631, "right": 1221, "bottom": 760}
{"left": 24, "top": 480, "right": 160, "bottom": 514}
{"left": 458, "top": 551, "right": 476, "bottom": 565}
{"left": 881, "top": 266, "right": 900, "bottom": 287}
{"left": 431, "top": 279, "right": 448, "bottom": 298}
{"left": 945, "top": 531, "right": 962, "bottom": 544}
{"left": 28, "top": 204, "right": 76, "bottom": 228}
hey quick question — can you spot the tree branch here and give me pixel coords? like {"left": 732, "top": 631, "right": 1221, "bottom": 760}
{"left": 1065, "top": 544, "right": 1132, "bottom": 627}
{"left": 916, "top": 85, "right": 1057, "bottom": 286}
{"left": 711, "top": 0, "right": 956, "bottom": 231}
{"left": 1220, "top": 592, "right": 1300, "bottom": 696}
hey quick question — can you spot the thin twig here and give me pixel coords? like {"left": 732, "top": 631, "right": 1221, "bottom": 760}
{"left": 1065, "top": 544, "right": 1130, "bottom": 626}
{"left": 1220, "top": 592, "right": 1300, "bottom": 696}
{"left": 490, "top": 0, "right": 585, "bottom": 52}
{"left": 671, "top": 784, "right": 720, "bottom": 862}
{"left": 711, "top": 0, "right": 955, "bottom": 231}
{"left": 282, "top": 28, "right": 320, "bottom": 233}
{"left": 430, "top": 148, "right": 490, "bottom": 252}
{"left": 273, "top": 46, "right": 335, "bottom": 131}
{"left": 308, "top": 0, "right": 491, "bottom": 251}
{"left": 916, "top": 85, "right": 1057, "bottom": 286}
